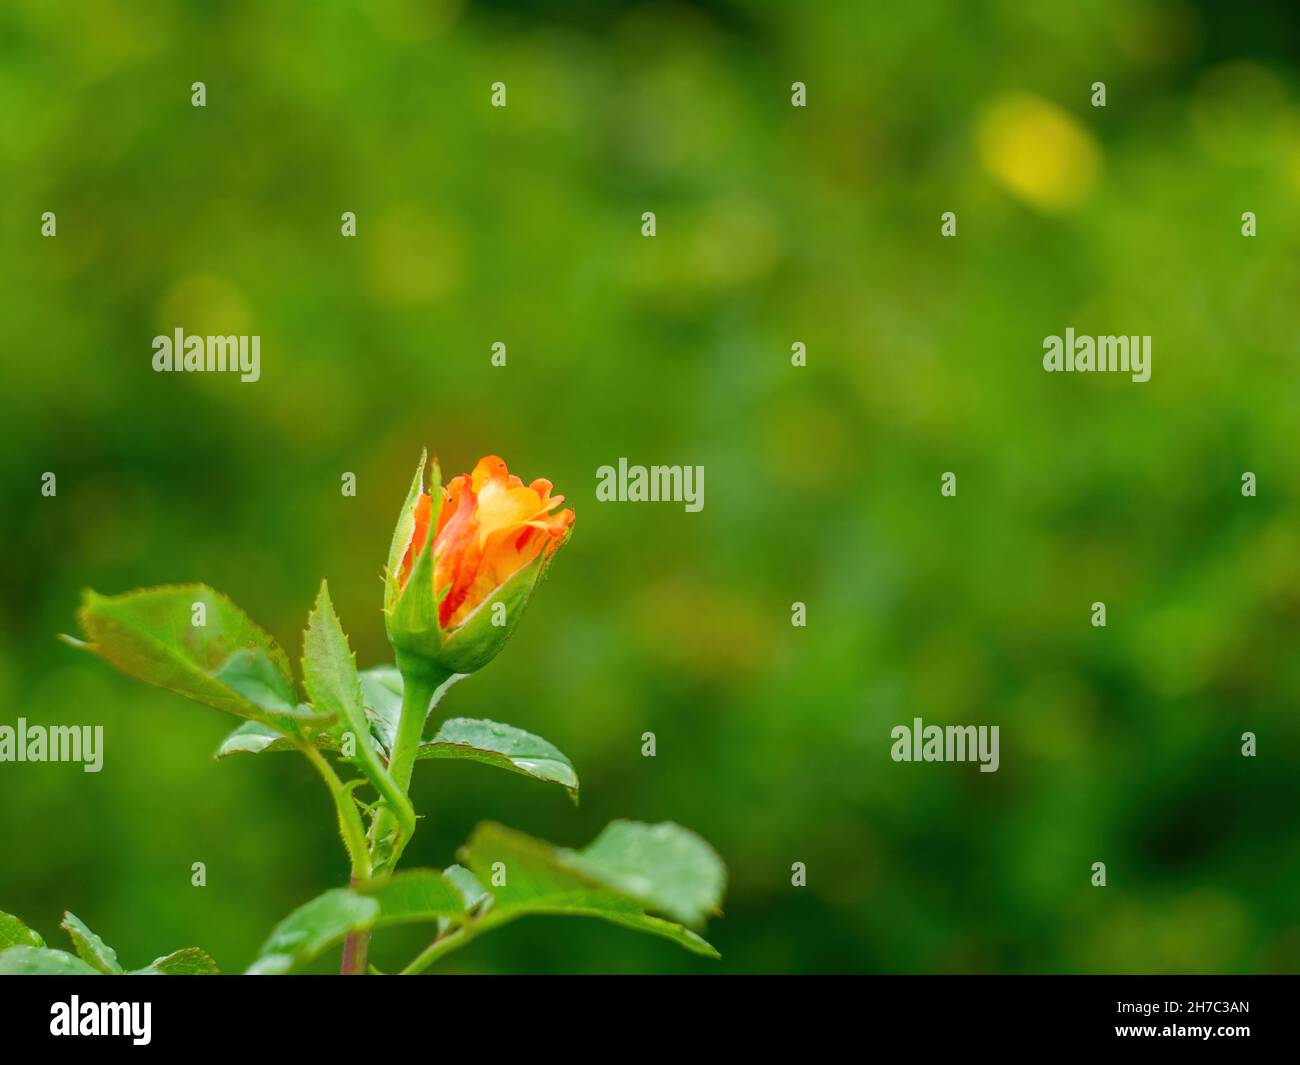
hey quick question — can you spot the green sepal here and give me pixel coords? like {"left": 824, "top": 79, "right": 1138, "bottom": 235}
{"left": 384, "top": 449, "right": 429, "bottom": 616}
{"left": 386, "top": 457, "right": 446, "bottom": 665}
{"left": 434, "top": 549, "right": 550, "bottom": 674}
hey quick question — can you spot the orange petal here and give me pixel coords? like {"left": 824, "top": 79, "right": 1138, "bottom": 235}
{"left": 398, "top": 493, "right": 432, "bottom": 589}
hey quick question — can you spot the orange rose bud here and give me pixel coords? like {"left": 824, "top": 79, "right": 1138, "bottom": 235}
{"left": 385, "top": 452, "right": 574, "bottom": 675}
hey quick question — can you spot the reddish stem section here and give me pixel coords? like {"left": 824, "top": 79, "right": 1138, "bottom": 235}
{"left": 341, "top": 928, "right": 371, "bottom": 975}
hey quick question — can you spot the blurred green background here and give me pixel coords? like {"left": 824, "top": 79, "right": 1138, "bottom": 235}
{"left": 3, "top": 0, "right": 1300, "bottom": 974}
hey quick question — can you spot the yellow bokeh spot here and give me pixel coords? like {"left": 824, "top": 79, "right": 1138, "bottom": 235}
{"left": 977, "top": 93, "right": 1101, "bottom": 212}
{"left": 1287, "top": 148, "right": 1300, "bottom": 196}
{"left": 366, "top": 207, "right": 462, "bottom": 306}
{"left": 156, "top": 274, "right": 251, "bottom": 337}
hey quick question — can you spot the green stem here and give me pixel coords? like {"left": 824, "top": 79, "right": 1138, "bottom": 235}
{"left": 368, "top": 662, "right": 453, "bottom": 877}
{"left": 300, "top": 742, "right": 373, "bottom": 975}
{"left": 401, "top": 927, "right": 470, "bottom": 974}
{"left": 337, "top": 661, "right": 454, "bottom": 972}
{"left": 402, "top": 911, "right": 515, "bottom": 974}
{"left": 340, "top": 878, "right": 371, "bottom": 976}
{"left": 303, "top": 744, "right": 370, "bottom": 882}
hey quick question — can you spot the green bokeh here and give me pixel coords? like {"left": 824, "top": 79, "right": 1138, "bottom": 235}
{"left": 2, "top": 0, "right": 1299, "bottom": 973}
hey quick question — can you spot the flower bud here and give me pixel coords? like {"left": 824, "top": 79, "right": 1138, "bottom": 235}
{"left": 384, "top": 452, "right": 574, "bottom": 676}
